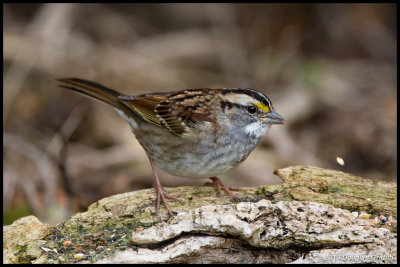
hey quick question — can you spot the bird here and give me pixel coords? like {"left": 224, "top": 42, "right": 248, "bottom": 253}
{"left": 57, "top": 78, "right": 284, "bottom": 216}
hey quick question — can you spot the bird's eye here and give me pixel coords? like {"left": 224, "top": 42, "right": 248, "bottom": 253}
{"left": 247, "top": 106, "right": 257, "bottom": 114}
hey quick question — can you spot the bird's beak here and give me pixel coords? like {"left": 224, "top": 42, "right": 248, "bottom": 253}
{"left": 262, "top": 110, "right": 285, "bottom": 124}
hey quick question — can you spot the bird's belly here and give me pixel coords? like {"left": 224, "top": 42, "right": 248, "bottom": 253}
{"left": 149, "top": 144, "right": 253, "bottom": 179}
{"left": 153, "top": 148, "right": 247, "bottom": 179}
{"left": 134, "top": 126, "right": 259, "bottom": 179}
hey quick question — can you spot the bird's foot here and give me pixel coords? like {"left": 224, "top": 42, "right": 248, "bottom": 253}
{"left": 204, "top": 177, "right": 241, "bottom": 201}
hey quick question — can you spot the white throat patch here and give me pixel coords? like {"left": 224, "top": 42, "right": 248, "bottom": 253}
{"left": 244, "top": 121, "right": 268, "bottom": 137}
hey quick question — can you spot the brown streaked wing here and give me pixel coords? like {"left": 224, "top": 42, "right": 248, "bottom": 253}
{"left": 121, "top": 93, "right": 190, "bottom": 135}
{"left": 121, "top": 89, "right": 217, "bottom": 137}
{"left": 121, "top": 94, "right": 166, "bottom": 127}
{"left": 158, "top": 89, "right": 217, "bottom": 136}
{"left": 154, "top": 99, "right": 187, "bottom": 135}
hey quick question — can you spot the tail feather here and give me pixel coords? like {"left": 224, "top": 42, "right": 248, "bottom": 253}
{"left": 57, "top": 78, "right": 134, "bottom": 115}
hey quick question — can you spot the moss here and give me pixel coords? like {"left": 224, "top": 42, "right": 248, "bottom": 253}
{"left": 16, "top": 244, "right": 28, "bottom": 253}
{"left": 16, "top": 254, "right": 36, "bottom": 264}
{"left": 274, "top": 166, "right": 397, "bottom": 218}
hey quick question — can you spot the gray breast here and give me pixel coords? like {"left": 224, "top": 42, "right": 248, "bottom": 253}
{"left": 134, "top": 122, "right": 263, "bottom": 179}
{"left": 117, "top": 108, "right": 267, "bottom": 179}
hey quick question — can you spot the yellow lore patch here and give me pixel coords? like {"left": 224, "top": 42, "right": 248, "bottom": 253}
{"left": 254, "top": 101, "right": 270, "bottom": 112}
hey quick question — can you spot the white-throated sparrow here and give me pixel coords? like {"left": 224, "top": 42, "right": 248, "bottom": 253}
{"left": 57, "top": 78, "right": 284, "bottom": 216}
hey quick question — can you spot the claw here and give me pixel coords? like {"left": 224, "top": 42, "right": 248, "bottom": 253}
{"left": 204, "top": 177, "right": 241, "bottom": 200}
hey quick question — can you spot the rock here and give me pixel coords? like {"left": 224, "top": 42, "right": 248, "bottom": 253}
{"left": 3, "top": 215, "right": 51, "bottom": 264}
{"left": 2, "top": 166, "right": 397, "bottom": 263}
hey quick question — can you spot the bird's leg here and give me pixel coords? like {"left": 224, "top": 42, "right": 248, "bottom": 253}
{"left": 157, "top": 182, "right": 181, "bottom": 202}
{"left": 149, "top": 158, "right": 179, "bottom": 217}
{"left": 204, "top": 177, "right": 241, "bottom": 200}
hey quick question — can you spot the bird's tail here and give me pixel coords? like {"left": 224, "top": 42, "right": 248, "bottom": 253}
{"left": 57, "top": 78, "right": 134, "bottom": 115}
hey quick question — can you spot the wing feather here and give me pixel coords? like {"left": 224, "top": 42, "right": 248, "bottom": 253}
{"left": 121, "top": 89, "right": 217, "bottom": 137}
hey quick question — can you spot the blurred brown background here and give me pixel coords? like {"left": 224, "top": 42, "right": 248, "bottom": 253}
{"left": 3, "top": 3, "right": 397, "bottom": 225}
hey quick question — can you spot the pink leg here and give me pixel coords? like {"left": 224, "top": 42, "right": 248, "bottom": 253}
{"left": 149, "top": 158, "right": 179, "bottom": 217}
{"left": 204, "top": 177, "right": 241, "bottom": 200}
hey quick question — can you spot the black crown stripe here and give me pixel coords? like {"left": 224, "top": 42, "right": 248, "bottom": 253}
{"left": 221, "top": 88, "right": 271, "bottom": 107}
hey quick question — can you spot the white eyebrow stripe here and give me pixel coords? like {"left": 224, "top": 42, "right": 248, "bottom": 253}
{"left": 221, "top": 93, "right": 256, "bottom": 105}
{"left": 220, "top": 89, "right": 273, "bottom": 108}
